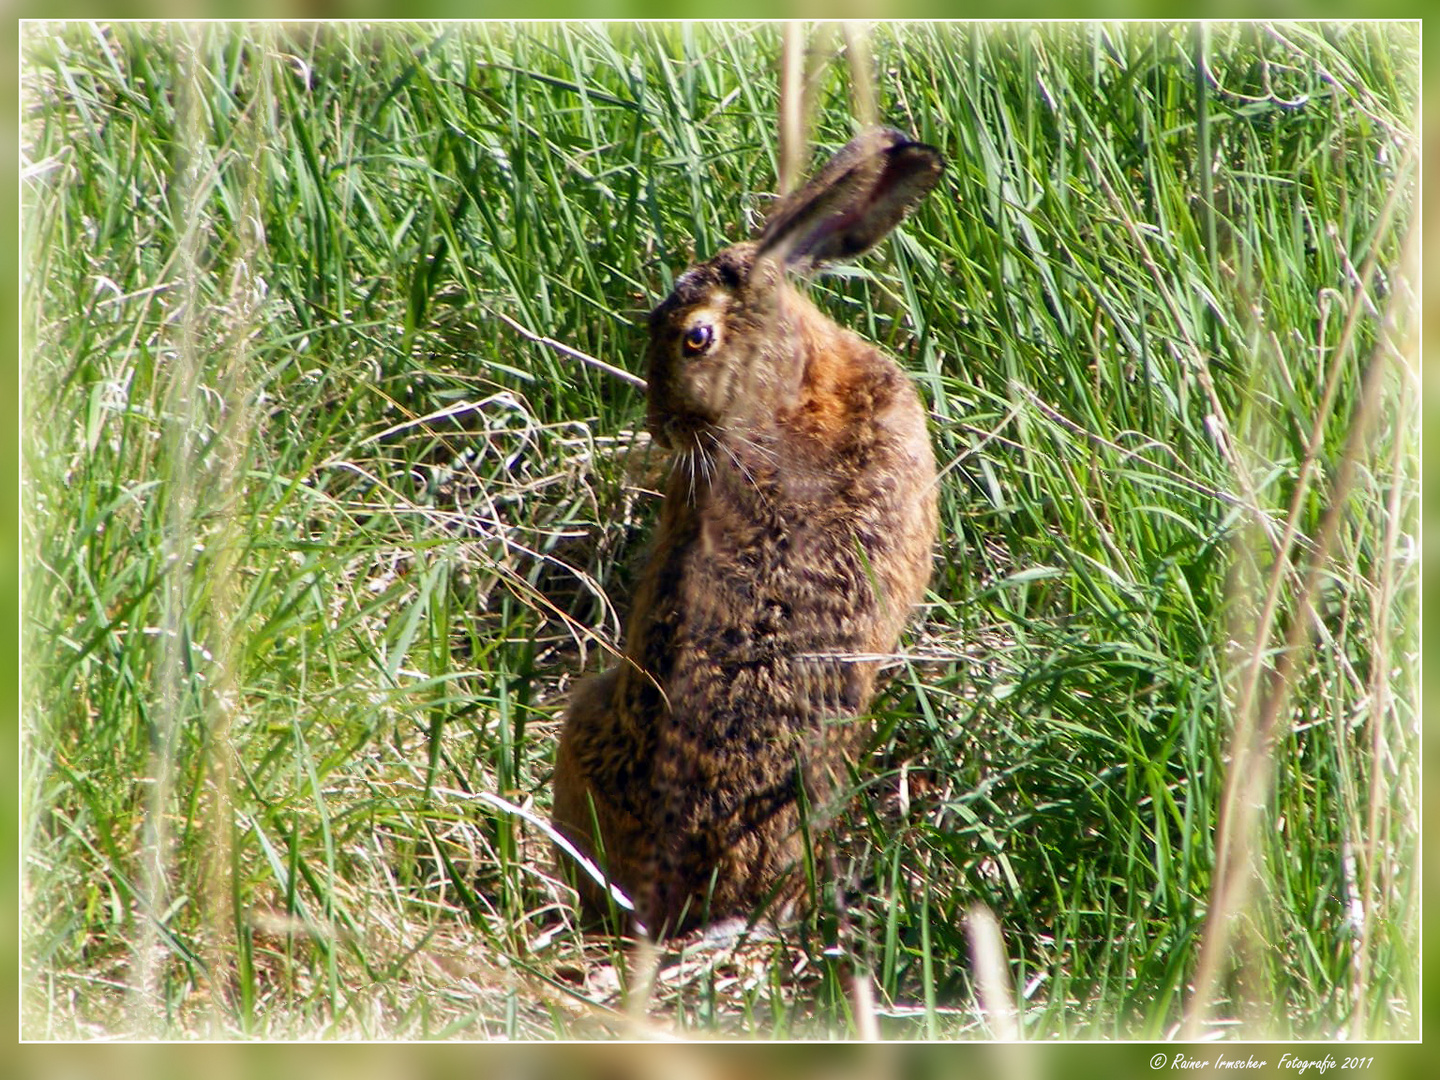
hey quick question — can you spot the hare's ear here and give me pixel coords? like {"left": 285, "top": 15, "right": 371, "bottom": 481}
{"left": 756, "top": 127, "right": 944, "bottom": 269}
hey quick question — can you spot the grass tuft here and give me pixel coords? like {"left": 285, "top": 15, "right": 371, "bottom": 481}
{"left": 22, "top": 21, "right": 1417, "bottom": 1039}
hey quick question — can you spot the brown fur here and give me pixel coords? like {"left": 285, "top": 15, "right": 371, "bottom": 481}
{"left": 552, "top": 129, "right": 943, "bottom": 937}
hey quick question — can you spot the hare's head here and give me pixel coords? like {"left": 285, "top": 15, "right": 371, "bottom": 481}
{"left": 645, "top": 128, "right": 944, "bottom": 451}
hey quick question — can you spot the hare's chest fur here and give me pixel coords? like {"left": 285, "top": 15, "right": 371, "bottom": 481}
{"left": 678, "top": 455, "right": 886, "bottom": 649}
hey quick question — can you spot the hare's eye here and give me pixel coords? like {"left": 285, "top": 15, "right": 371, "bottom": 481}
{"left": 681, "top": 323, "right": 714, "bottom": 357}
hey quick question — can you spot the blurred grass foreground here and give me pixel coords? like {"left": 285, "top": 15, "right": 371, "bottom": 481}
{"left": 20, "top": 22, "right": 1418, "bottom": 1039}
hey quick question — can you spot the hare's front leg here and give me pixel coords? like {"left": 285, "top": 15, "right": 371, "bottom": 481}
{"left": 552, "top": 669, "right": 653, "bottom": 923}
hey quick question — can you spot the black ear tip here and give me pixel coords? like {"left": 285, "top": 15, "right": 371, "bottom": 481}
{"left": 868, "top": 130, "right": 945, "bottom": 188}
{"left": 896, "top": 136, "right": 945, "bottom": 169}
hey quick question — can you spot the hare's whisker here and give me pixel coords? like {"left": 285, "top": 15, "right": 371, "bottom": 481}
{"left": 706, "top": 428, "right": 760, "bottom": 493}
{"left": 727, "top": 427, "right": 779, "bottom": 465}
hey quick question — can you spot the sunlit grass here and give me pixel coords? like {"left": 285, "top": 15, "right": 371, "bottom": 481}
{"left": 21, "top": 20, "right": 1418, "bottom": 1039}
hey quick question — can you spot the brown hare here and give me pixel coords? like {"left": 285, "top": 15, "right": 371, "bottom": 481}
{"left": 553, "top": 128, "right": 943, "bottom": 938}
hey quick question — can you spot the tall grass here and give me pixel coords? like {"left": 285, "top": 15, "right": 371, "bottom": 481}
{"left": 21, "top": 21, "right": 1418, "bottom": 1039}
